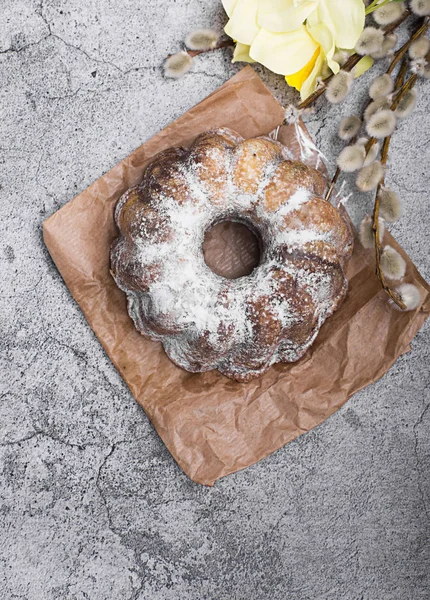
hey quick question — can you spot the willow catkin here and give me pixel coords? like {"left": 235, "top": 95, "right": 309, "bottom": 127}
{"left": 164, "top": 51, "right": 193, "bottom": 78}
{"left": 373, "top": 2, "right": 406, "bottom": 25}
{"left": 409, "top": 36, "right": 430, "bottom": 59}
{"left": 325, "top": 71, "right": 353, "bottom": 103}
{"left": 364, "top": 97, "right": 392, "bottom": 122}
{"left": 355, "top": 27, "right": 385, "bottom": 55}
{"left": 359, "top": 215, "right": 385, "bottom": 248}
{"left": 185, "top": 29, "right": 219, "bottom": 51}
{"left": 369, "top": 74, "right": 394, "bottom": 100}
{"left": 356, "top": 161, "right": 384, "bottom": 192}
{"left": 391, "top": 283, "right": 423, "bottom": 311}
{"left": 395, "top": 89, "right": 418, "bottom": 119}
{"left": 371, "top": 34, "right": 398, "bottom": 59}
{"left": 410, "top": 0, "right": 430, "bottom": 17}
{"left": 338, "top": 115, "right": 362, "bottom": 141}
{"left": 379, "top": 188, "right": 402, "bottom": 221}
{"left": 337, "top": 145, "right": 366, "bottom": 172}
{"left": 364, "top": 142, "right": 380, "bottom": 167}
{"left": 366, "top": 110, "right": 397, "bottom": 138}
{"left": 380, "top": 246, "right": 407, "bottom": 280}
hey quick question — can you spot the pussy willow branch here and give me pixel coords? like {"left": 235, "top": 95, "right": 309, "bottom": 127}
{"left": 364, "top": 70, "right": 418, "bottom": 154}
{"left": 324, "top": 63, "right": 409, "bottom": 203}
{"left": 325, "top": 17, "right": 425, "bottom": 204}
{"left": 387, "top": 16, "right": 429, "bottom": 74}
{"left": 372, "top": 60, "right": 412, "bottom": 310}
{"left": 167, "top": 39, "right": 234, "bottom": 59}
{"left": 297, "top": 10, "right": 411, "bottom": 111}
{"left": 371, "top": 135, "right": 407, "bottom": 308}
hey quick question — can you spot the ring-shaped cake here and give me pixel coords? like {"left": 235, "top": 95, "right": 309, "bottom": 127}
{"left": 110, "top": 128, "right": 353, "bottom": 381}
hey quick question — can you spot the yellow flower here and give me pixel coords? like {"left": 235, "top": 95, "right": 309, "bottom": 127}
{"left": 222, "top": 0, "right": 365, "bottom": 100}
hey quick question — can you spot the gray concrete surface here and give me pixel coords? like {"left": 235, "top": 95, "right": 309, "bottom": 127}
{"left": 1, "top": 1, "right": 429, "bottom": 598}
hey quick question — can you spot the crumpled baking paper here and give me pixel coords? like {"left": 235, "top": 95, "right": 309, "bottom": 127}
{"left": 43, "top": 66, "right": 430, "bottom": 486}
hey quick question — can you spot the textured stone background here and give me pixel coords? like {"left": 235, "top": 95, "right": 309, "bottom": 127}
{"left": 1, "top": 1, "right": 429, "bottom": 598}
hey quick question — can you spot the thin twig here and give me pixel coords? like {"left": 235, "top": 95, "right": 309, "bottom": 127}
{"left": 372, "top": 60, "right": 412, "bottom": 310}
{"left": 371, "top": 136, "right": 406, "bottom": 308}
{"left": 325, "top": 167, "right": 341, "bottom": 202}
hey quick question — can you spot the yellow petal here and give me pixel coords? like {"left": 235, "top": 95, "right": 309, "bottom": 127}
{"left": 224, "top": 0, "right": 260, "bottom": 46}
{"left": 299, "top": 51, "right": 325, "bottom": 100}
{"left": 285, "top": 47, "right": 320, "bottom": 91}
{"left": 306, "top": 22, "right": 338, "bottom": 73}
{"left": 232, "top": 43, "right": 255, "bottom": 63}
{"left": 257, "top": 0, "right": 318, "bottom": 34}
{"left": 250, "top": 26, "right": 319, "bottom": 76}
{"left": 221, "top": 0, "right": 238, "bottom": 17}
{"left": 316, "top": 0, "right": 365, "bottom": 49}
{"left": 353, "top": 55, "right": 374, "bottom": 78}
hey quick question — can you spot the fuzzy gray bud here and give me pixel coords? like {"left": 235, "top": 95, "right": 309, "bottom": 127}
{"left": 185, "top": 29, "right": 219, "bottom": 51}
{"left": 366, "top": 110, "right": 397, "bottom": 139}
{"left": 164, "top": 51, "right": 193, "bottom": 78}
{"left": 364, "top": 142, "right": 380, "bottom": 167}
{"left": 409, "top": 37, "right": 430, "bottom": 60}
{"left": 364, "top": 97, "right": 392, "bottom": 122}
{"left": 380, "top": 246, "right": 407, "bottom": 280}
{"left": 411, "top": 0, "right": 430, "bottom": 17}
{"left": 356, "top": 161, "right": 384, "bottom": 192}
{"left": 374, "top": 2, "right": 406, "bottom": 25}
{"left": 371, "top": 34, "right": 398, "bottom": 59}
{"left": 395, "top": 89, "right": 418, "bottom": 119}
{"left": 369, "top": 74, "right": 394, "bottom": 100}
{"left": 379, "top": 188, "right": 402, "bottom": 221}
{"left": 391, "top": 283, "right": 422, "bottom": 311}
{"left": 338, "top": 115, "right": 362, "bottom": 141}
{"left": 325, "top": 71, "right": 353, "bottom": 104}
{"left": 355, "top": 27, "right": 385, "bottom": 56}
{"left": 359, "top": 216, "right": 385, "bottom": 249}
{"left": 337, "top": 144, "right": 366, "bottom": 172}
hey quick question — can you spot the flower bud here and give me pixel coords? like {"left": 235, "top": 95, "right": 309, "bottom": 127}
{"left": 359, "top": 215, "right": 385, "bottom": 249}
{"left": 355, "top": 27, "right": 385, "bottom": 56}
{"left": 356, "top": 161, "right": 384, "bottom": 192}
{"left": 366, "top": 110, "right": 397, "bottom": 139}
{"left": 164, "top": 51, "right": 193, "bottom": 78}
{"left": 364, "top": 97, "right": 392, "bottom": 122}
{"left": 338, "top": 115, "right": 362, "bottom": 141}
{"left": 374, "top": 2, "right": 406, "bottom": 25}
{"left": 379, "top": 188, "right": 402, "bottom": 221}
{"left": 395, "top": 89, "right": 418, "bottom": 119}
{"left": 409, "top": 37, "right": 430, "bottom": 60}
{"left": 391, "top": 283, "right": 422, "bottom": 311}
{"left": 371, "top": 34, "right": 398, "bottom": 59}
{"left": 369, "top": 74, "right": 394, "bottom": 100}
{"left": 380, "top": 246, "right": 407, "bottom": 280}
{"left": 410, "top": 0, "right": 430, "bottom": 17}
{"left": 337, "top": 144, "right": 366, "bottom": 172}
{"left": 185, "top": 29, "right": 219, "bottom": 51}
{"left": 325, "top": 70, "right": 354, "bottom": 104}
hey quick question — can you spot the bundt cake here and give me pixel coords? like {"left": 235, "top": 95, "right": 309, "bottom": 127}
{"left": 110, "top": 128, "right": 353, "bottom": 382}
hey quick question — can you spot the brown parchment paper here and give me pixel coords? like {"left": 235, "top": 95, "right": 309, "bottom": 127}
{"left": 43, "top": 66, "right": 430, "bottom": 486}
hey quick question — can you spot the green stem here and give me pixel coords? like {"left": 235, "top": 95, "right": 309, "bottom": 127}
{"left": 365, "top": 0, "right": 392, "bottom": 16}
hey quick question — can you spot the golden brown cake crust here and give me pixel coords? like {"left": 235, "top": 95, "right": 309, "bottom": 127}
{"left": 110, "top": 128, "right": 353, "bottom": 381}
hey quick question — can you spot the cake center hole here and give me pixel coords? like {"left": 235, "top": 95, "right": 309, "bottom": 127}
{"left": 202, "top": 221, "right": 261, "bottom": 279}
